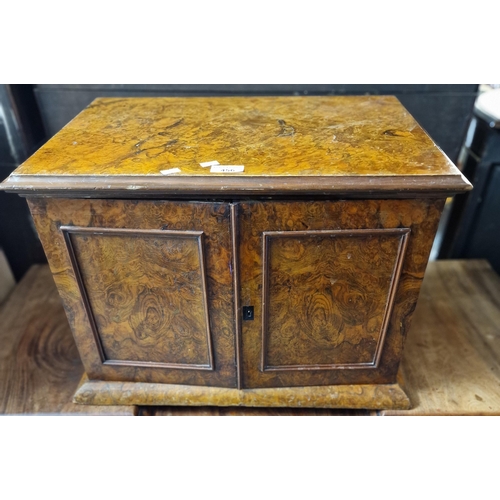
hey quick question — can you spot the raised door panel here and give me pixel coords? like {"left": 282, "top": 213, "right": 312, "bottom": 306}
{"left": 262, "top": 229, "right": 409, "bottom": 371}
{"left": 63, "top": 227, "right": 213, "bottom": 370}
{"left": 28, "top": 199, "right": 236, "bottom": 388}
{"left": 238, "top": 199, "right": 444, "bottom": 389}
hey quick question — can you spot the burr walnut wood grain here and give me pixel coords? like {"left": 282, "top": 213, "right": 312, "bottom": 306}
{"left": 27, "top": 198, "right": 237, "bottom": 388}
{"left": 12, "top": 97, "right": 459, "bottom": 178}
{"left": 74, "top": 373, "right": 411, "bottom": 410}
{"left": 63, "top": 228, "right": 213, "bottom": 370}
{"left": 27, "top": 196, "right": 443, "bottom": 395}
{"left": 0, "top": 97, "right": 471, "bottom": 197}
{"left": 262, "top": 228, "right": 410, "bottom": 370}
{"left": 0, "top": 96, "right": 474, "bottom": 409}
{"left": 238, "top": 199, "right": 444, "bottom": 388}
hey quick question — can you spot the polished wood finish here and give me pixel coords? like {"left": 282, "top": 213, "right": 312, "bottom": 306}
{"left": 0, "top": 265, "right": 136, "bottom": 415}
{"left": 239, "top": 199, "right": 444, "bottom": 389}
{"left": 0, "top": 96, "right": 471, "bottom": 197}
{"left": 63, "top": 227, "right": 214, "bottom": 370}
{"left": 262, "top": 228, "right": 409, "bottom": 371}
{"left": 27, "top": 196, "right": 441, "bottom": 396}
{"left": 28, "top": 198, "right": 237, "bottom": 388}
{"left": 73, "top": 373, "right": 411, "bottom": 410}
{"left": 0, "top": 96, "right": 471, "bottom": 409}
{"left": 2, "top": 175, "right": 471, "bottom": 199}
{"left": 382, "top": 260, "right": 500, "bottom": 416}
{"left": 10, "top": 97, "right": 463, "bottom": 177}
{"left": 230, "top": 204, "right": 243, "bottom": 390}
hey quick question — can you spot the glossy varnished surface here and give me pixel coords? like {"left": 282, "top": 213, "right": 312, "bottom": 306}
{"left": 0, "top": 97, "right": 470, "bottom": 196}
{"left": 11, "top": 96, "right": 459, "bottom": 177}
{"left": 74, "top": 374, "right": 410, "bottom": 410}
{"left": 27, "top": 197, "right": 443, "bottom": 393}
{"left": 65, "top": 228, "right": 213, "bottom": 369}
{"left": 27, "top": 198, "right": 237, "bottom": 387}
{"left": 238, "top": 199, "right": 444, "bottom": 388}
{"left": 5, "top": 96, "right": 467, "bottom": 405}
{"left": 263, "top": 229, "right": 409, "bottom": 370}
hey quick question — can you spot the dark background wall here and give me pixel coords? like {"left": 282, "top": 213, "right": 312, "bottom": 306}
{"left": 0, "top": 85, "right": 46, "bottom": 281}
{"left": 0, "top": 84, "right": 479, "bottom": 280}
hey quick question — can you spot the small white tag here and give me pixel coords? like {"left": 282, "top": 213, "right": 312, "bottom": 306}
{"left": 160, "top": 168, "right": 181, "bottom": 175}
{"left": 200, "top": 160, "right": 220, "bottom": 168}
{"left": 210, "top": 165, "right": 245, "bottom": 173}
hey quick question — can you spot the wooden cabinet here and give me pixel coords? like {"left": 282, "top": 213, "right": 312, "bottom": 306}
{"left": 0, "top": 96, "right": 471, "bottom": 409}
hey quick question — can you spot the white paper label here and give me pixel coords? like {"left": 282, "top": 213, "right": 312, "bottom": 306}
{"left": 160, "top": 168, "right": 181, "bottom": 175}
{"left": 200, "top": 160, "right": 220, "bottom": 168}
{"left": 210, "top": 165, "right": 245, "bottom": 173}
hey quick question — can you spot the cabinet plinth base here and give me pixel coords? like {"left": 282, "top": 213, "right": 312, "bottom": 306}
{"left": 73, "top": 374, "right": 411, "bottom": 410}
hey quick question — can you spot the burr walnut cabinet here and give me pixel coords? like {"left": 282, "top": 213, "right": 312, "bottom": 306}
{"left": 0, "top": 96, "right": 471, "bottom": 410}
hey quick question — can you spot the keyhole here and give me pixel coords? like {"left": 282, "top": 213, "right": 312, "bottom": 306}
{"left": 243, "top": 306, "right": 254, "bottom": 321}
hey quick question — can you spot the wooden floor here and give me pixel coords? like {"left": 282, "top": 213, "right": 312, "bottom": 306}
{"left": 1, "top": 261, "right": 499, "bottom": 416}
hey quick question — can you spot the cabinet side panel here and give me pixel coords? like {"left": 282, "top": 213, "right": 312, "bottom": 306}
{"left": 27, "top": 198, "right": 236, "bottom": 388}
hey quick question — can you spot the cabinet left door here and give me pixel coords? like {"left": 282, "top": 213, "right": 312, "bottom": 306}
{"left": 27, "top": 198, "right": 237, "bottom": 388}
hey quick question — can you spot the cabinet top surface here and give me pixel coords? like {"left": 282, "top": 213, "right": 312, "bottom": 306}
{"left": 2, "top": 96, "right": 471, "bottom": 196}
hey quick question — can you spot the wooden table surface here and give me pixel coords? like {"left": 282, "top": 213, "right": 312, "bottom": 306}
{"left": 382, "top": 259, "right": 500, "bottom": 416}
{"left": 1, "top": 260, "right": 499, "bottom": 416}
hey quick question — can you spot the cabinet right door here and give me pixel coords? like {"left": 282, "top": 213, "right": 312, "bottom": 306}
{"left": 237, "top": 199, "right": 444, "bottom": 389}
